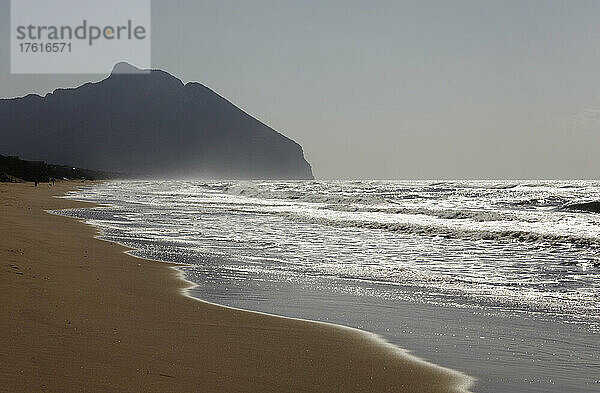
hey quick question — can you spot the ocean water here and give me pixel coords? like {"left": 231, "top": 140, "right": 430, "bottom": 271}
{"left": 58, "top": 180, "right": 600, "bottom": 392}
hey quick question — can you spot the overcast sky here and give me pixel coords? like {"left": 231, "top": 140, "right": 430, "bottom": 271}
{"left": 1, "top": 0, "right": 600, "bottom": 179}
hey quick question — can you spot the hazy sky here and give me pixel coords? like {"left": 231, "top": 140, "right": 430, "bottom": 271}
{"left": 1, "top": 0, "right": 600, "bottom": 179}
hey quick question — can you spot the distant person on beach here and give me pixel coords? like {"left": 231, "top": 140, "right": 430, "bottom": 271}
{"left": 51, "top": 178, "right": 55, "bottom": 186}
{"left": 34, "top": 180, "right": 38, "bottom": 187}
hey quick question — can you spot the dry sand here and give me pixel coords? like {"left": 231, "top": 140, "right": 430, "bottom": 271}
{"left": 0, "top": 181, "right": 473, "bottom": 393}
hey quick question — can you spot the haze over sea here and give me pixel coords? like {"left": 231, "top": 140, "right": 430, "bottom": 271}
{"left": 59, "top": 180, "right": 600, "bottom": 393}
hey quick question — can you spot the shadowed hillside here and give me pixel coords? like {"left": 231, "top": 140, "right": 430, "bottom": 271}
{"left": 0, "top": 155, "right": 122, "bottom": 183}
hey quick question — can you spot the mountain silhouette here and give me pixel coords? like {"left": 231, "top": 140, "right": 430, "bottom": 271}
{"left": 0, "top": 62, "right": 313, "bottom": 179}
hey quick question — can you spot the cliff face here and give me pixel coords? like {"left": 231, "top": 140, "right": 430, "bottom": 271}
{"left": 0, "top": 63, "right": 314, "bottom": 179}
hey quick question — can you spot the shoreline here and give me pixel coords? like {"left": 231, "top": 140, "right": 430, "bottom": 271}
{"left": 2, "top": 181, "right": 474, "bottom": 392}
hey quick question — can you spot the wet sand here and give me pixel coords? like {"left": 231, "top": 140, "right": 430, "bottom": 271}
{"left": 0, "top": 181, "right": 473, "bottom": 393}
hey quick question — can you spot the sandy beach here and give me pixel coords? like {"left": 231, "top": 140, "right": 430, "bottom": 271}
{"left": 0, "top": 181, "right": 472, "bottom": 393}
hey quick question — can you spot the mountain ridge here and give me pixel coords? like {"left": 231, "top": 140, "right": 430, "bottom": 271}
{"left": 0, "top": 63, "right": 314, "bottom": 180}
